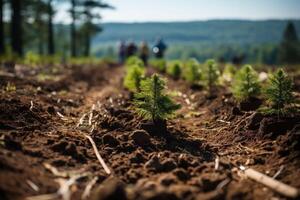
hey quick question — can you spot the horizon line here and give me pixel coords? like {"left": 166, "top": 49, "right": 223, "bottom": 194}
{"left": 102, "top": 18, "right": 300, "bottom": 24}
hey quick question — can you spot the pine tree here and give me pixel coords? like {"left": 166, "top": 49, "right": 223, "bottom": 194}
{"left": 265, "top": 68, "right": 295, "bottom": 116}
{"left": 183, "top": 58, "right": 201, "bottom": 85}
{"left": 134, "top": 74, "right": 181, "bottom": 123}
{"left": 232, "top": 65, "right": 261, "bottom": 101}
{"left": 203, "top": 59, "right": 220, "bottom": 96}
{"left": 278, "top": 21, "right": 300, "bottom": 64}
{"left": 166, "top": 60, "right": 182, "bottom": 79}
{"left": 123, "top": 64, "right": 145, "bottom": 92}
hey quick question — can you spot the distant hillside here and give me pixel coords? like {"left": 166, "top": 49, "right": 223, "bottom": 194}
{"left": 91, "top": 20, "right": 300, "bottom": 63}
{"left": 93, "top": 20, "right": 300, "bottom": 46}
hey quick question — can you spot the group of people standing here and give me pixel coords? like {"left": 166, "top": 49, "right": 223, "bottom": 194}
{"left": 118, "top": 38, "right": 167, "bottom": 65}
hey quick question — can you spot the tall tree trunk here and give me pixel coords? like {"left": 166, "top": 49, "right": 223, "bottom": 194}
{"left": 70, "top": 0, "right": 76, "bottom": 57}
{"left": 11, "top": 0, "right": 23, "bottom": 56}
{"left": 47, "top": 0, "right": 54, "bottom": 55}
{"left": 0, "top": 0, "right": 4, "bottom": 55}
{"left": 84, "top": 31, "right": 90, "bottom": 57}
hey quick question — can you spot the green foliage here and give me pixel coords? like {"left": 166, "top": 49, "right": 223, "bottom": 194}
{"left": 126, "top": 56, "right": 145, "bottom": 68}
{"left": 5, "top": 82, "right": 16, "bottom": 92}
{"left": 150, "top": 59, "right": 166, "bottom": 72}
{"left": 231, "top": 65, "right": 261, "bottom": 101}
{"left": 134, "top": 74, "right": 181, "bottom": 122}
{"left": 123, "top": 65, "right": 145, "bottom": 92}
{"left": 24, "top": 51, "right": 41, "bottom": 67}
{"left": 166, "top": 60, "right": 182, "bottom": 79}
{"left": 264, "top": 69, "right": 295, "bottom": 115}
{"left": 183, "top": 58, "right": 201, "bottom": 85}
{"left": 202, "top": 59, "right": 220, "bottom": 94}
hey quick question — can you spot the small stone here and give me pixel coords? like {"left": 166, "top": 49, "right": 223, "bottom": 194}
{"left": 144, "top": 156, "right": 162, "bottom": 171}
{"left": 102, "top": 134, "right": 120, "bottom": 147}
{"left": 130, "top": 130, "right": 151, "bottom": 146}
{"left": 158, "top": 174, "right": 177, "bottom": 186}
{"left": 173, "top": 168, "right": 190, "bottom": 181}
{"left": 91, "top": 177, "right": 127, "bottom": 200}
{"left": 161, "top": 159, "right": 177, "bottom": 172}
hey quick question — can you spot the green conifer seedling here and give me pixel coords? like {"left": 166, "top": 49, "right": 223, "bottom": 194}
{"left": 123, "top": 65, "right": 145, "bottom": 92}
{"left": 264, "top": 68, "right": 295, "bottom": 116}
{"left": 134, "top": 74, "right": 181, "bottom": 123}
{"left": 203, "top": 59, "right": 220, "bottom": 96}
{"left": 126, "top": 56, "right": 145, "bottom": 68}
{"left": 232, "top": 65, "right": 261, "bottom": 101}
{"left": 166, "top": 60, "right": 182, "bottom": 79}
{"left": 183, "top": 59, "right": 201, "bottom": 85}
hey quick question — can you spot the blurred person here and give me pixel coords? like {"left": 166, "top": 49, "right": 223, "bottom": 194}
{"left": 153, "top": 38, "right": 167, "bottom": 58}
{"left": 139, "top": 41, "right": 149, "bottom": 65}
{"left": 126, "top": 41, "right": 137, "bottom": 58}
{"left": 118, "top": 40, "right": 126, "bottom": 64}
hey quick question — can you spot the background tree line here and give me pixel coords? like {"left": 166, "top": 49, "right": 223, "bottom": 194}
{"left": 0, "top": 0, "right": 113, "bottom": 58}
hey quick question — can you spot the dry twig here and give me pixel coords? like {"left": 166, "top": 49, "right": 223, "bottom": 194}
{"left": 85, "top": 134, "right": 111, "bottom": 175}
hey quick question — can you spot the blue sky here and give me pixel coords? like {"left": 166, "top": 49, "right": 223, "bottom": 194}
{"left": 55, "top": 0, "right": 300, "bottom": 23}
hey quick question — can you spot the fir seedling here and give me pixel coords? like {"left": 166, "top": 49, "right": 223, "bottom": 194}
{"left": 183, "top": 58, "right": 201, "bottom": 85}
{"left": 264, "top": 68, "right": 295, "bottom": 116}
{"left": 123, "top": 65, "right": 145, "bottom": 92}
{"left": 134, "top": 74, "right": 181, "bottom": 123}
{"left": 166, "top": 60, "right": 182, "bottom": 79}
{"left": 126, "top": 56, "right": 145, "bottom": 68}
{"left": 203, "top": 59, "right": 220, "bottom": 96}
{"left": 231, "top": 65, "right": 261, "bottom": 101}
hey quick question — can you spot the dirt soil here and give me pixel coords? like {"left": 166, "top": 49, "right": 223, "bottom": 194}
{"left": 0, "top": 63, "right": 299, "bottom": 200}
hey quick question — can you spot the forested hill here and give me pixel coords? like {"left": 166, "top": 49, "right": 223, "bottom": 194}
{"left": 93, "top": 20, "right": 300, "bottom": 45}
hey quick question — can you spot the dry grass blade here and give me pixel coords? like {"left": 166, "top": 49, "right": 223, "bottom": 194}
{"left": 85, "top": 134, "right": 111, "bottom": 175}
{"left": 26, "top": 180, "right": 39, "bottom": 192}
{"left": 77, "top": 113, "right": 87, "bottom": 127}
{"left": 273, "top": 165, "right": 284, "bottom": 179}
{"left": 215, "top": 156, "right": 220, "bottom": 170}
{"left": 81, "top": 177, "right": 98, "bottom": 199}
{"left": 30, "top": 101, "right": 34, "bottom": 111}
{"left": 88, "top": 104, "right": 95, "bottom": 126}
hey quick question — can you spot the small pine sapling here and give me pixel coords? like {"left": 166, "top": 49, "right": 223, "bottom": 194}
{"left": 183, "top": 59, "right": 201, "bottom": 86}
{"left": 166, "top": 60, "right": 182, "bottom": 79}
{"left": 264, "top": 68, "right": 295, "bottom": 116}
{"left": 203, "top": 59, "right": 220, "bottom": 97}
{"left": 232, "top": 65, "right": 261, "bottom": 101}
{"left": 126, "top": 56, "right": 145, "bottom": 68}
{"left": 123, "top": 65, "right": 145, "bottom": 92}
{"left": 134, "top": 74, "right": 181, "bottom": 124}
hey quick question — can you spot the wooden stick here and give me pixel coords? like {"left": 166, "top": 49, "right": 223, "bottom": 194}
{"left": 240, "top": 166, "right": 299, "bottom": 198}
{"left": 85, "top": 134, "right": 111, "bottom": 175}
